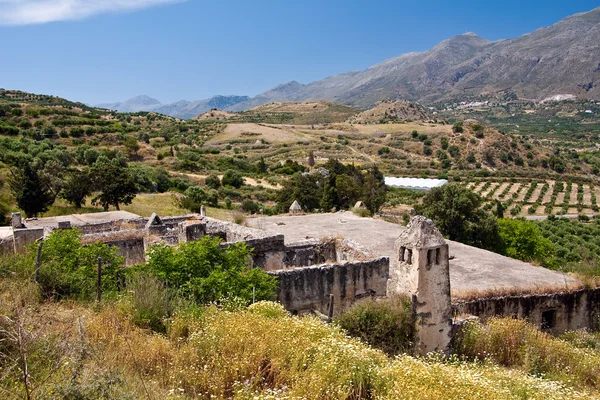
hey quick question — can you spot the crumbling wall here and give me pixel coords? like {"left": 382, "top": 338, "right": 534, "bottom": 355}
{"left": 269, "top": 257, "right": 389, "bottom": 316}
{"left": 206, "top": 218, "right": 287, "bottom": 270}
{"left": 104, "top": 237, "right": 146, "bottom": 266}
{"left": 0, "top": 236, "right": 14, "bottom": 255}
{"left": 284, "top": 240, "right": 336, "bottom": 267}
{"left": 453, "top": 288, "right": 600, "bottom": 334}
{"left": 13, "top": 228, "right": 44, "bottom": 253}
{"left": 78, "top": 218, "right": 146, "bottom": 235}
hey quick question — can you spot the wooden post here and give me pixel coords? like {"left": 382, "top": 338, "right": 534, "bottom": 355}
{"left": 165, "top": 280, "right": 171, "bottom": 318}
{"left": 34, "top": 240, "right": 43, "bottom": 283}
{"left": 327, "top": 293, "right": 335, "bottom": 322}
{"left": 96, "top": 257, "right": 102, "bottom": 303}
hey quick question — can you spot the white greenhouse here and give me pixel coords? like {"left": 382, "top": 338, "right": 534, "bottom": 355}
{"left": 384, "top": 177, "right": 447, "bottom": 191}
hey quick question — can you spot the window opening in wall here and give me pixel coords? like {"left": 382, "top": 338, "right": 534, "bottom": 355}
{"left": 406, "top": 249, "right": 412, "bottom": 264}
{"left": 399, "top": 246, "right": 406, "bottom": 261}
{"left": 541, "top": 309, "right": 557, "bottom": 331}
{"left": 435, "top": 248, "right": 440, "bottom": 264}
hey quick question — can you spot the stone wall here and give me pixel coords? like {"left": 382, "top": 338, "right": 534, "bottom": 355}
{"left": 13, "top": 228, "right": 44, "bottom": 253}
{"left": 0, "top": 236, "right": 14, "bottom": 255}
{"left": 205, "top": 218, "right": 287, "bottom": 271}
{"left": 284, "top": 240, "right": 336, "bottom": 268}
{"left": 453, "top": 288, "right": 600, "bottom": 334}
{"left": 105, "top": 237, "right": 147, "bottom": 266}
{"left": 269, "top": 257, "right": 389, "bottom": 316}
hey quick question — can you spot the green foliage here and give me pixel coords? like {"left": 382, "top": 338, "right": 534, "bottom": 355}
{"left": 377, "top": 146, "right": 391, "bottom": 155}
{"left": 37, "top": 229, "right": 124, "bottom": 300}
{"left": 277, "top": 160, "right": 386, "bottom": 214}
{"left": 178, "top": 186, "right": 207, "bottom": 212}
{"left": 222, "top": 169, "right": 244, "bottom": 188}
{"left": 335, "top": 296, "right": 413, "bottom": 355}
{"left": 416, "top": 183, "right": 500, "bottom": 251}
{"left": 452, "top": 122, "right": 464, "bottom": 133}
{"left": 8, "top": 163, "right": 54, "bottom": 217}
{"left": 145, "top": 236, "right": 277, "bottom": 305}
{"left": 241, "top": 198, "right": 260, "bottom": 213}
{"left": 60, "top": 168, "right": 93, "bottom": 209}
{"left": 125, "top": 270, "right": 170, "bottom": 332}
{"left": 454, "top": 317, "right": 600, "bottom": 391}
{"left": 498, "top": 219, "right": 556, "bottom": 267}
{"left": 90, "top": 159, "right": 137, "bottom": 211}
{"left": 440, "top": 136, "right": 449, "bottom": 150}
{"left": 205, "top": 173, "right": 221, "bottom": 189}
{"left": 535, "top": 218, "right": 600, "bottom": 274}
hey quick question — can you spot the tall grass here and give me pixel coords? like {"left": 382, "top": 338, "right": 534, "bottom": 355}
{"left": 84, "top": 302, "right": 595, "bottom": 399}
{"left": 454, "top": 317, "right": 600, "bottom": 390}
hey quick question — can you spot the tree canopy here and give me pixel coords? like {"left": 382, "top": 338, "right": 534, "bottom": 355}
{"left": 277, "top": 159, "right": 386, "bottom": 214}
{"left": 90, "top": 158, "right": 137, "bottom": 211}
{"left": 416, "top": 183, "right": 500, "bottom": 251}
{"left": 8, "top": 163, "right": 54, "bottom": 217}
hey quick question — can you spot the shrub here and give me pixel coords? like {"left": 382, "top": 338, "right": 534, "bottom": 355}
{"left": 125, "top": 270, "right": 169, "bottom": 332}
{"left": 335, "top": 296, "right": 412, "bottom": 355}
{"left": 241, "top": 198, "right": 260, "bottom": 213}
{"left": 205, "top": 174, "right": 221, "bottom": 189}
{"left": 222, "top": 169, "right": 244, "bottom": 188}
{"left": 145, "top": 236, "right": 277, "bottom": 305}
{"left": 37, "top": 229, "right": 124, "bottom": 300}
{"left": 452, "top": 122, "right": 464, "bottom": 133}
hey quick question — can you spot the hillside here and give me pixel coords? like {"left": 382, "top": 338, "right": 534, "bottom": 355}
{"left": 1, "top": 89, "right": 596, "bottom": 180}
{"left": 194, "top": 101, "right": 359, "bottom": 125}
{"left": 228, "top": 7, "right": 600, "bottom": 110}
{"left": 347, "top": 100, "right": 432, "bottom": 124}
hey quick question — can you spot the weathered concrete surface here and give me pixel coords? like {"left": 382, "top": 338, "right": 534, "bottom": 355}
{"left": 22, "top": 211, "right": 141, "bottom": 229}
{"left": 246, "top": 213, "right": 579, "bottom": 294}
{"left": 269, "top": 257, "right": 389, "bottom": 316}
{"left": 13, "top": 228, "right": 44, "bottom": 253}
{"left": 0, "top": 227, "right": 14, "bottom": 255}
{"left": 454, "top": 288, "right": 600, "bottom": 335}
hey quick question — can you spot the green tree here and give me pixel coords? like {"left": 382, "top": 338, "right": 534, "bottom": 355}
{"left": 90, "top": 160, "right": 137, "bottom": 211}
{"left": 123, "top": 135, "right": 140, "bottom": 156}
{"left": 205, "top": 174, "right": 221, "bottom": 190}
{"left": 495, "top": 200, "right": 504, "bottom": 219}
{"left": 498, "top": 219, "right": 556, "bottom": 267}
{"left": 178, "top": 186, "right": 207, "bottom": 212}
{"left": 8, "top": 163, "right": 54, "bottom": 217}
{"left": 416, "top": 183, "right": 500, "bottom": 251}
{"left": 145, "top": 236, "right": 277, "bottom": 304}
{"left": 222, "top": 169, "right": 244, "bottom": 188}
{"left": 60, "top": 168, "right": 93, "bottom": 209}
{"left": 363, "top": 166, "right": 387, "bottom": 214}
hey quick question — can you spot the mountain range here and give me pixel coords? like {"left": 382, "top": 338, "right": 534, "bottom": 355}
{"left": 96, "top": 95, "right": 250, "bottom": 119}
{"left": 98, "top": 7, "right": 600, "bottom": 118}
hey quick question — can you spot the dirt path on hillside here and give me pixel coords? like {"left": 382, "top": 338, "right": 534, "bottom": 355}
{"left": 347, "top": 145, "right": 376, "bottom": 163}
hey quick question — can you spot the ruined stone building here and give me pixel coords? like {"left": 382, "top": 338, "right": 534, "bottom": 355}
{"left": 2, "top": 209, "right": 599, "bottom": 353}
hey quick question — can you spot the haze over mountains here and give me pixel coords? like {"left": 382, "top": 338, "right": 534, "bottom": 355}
{"left": 96, "top": 95, "right": 250, "bottom": 119}
{"left": 99, "top": 7, "right": 600, "bottom": 118}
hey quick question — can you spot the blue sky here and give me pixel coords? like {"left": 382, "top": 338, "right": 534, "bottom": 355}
{"left": 0, "top": 0, "right": 598, "bottom": 104}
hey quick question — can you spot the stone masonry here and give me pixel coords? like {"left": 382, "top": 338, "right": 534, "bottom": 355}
{"left": 394, "top": 215, "right": 453, "bottom": 355}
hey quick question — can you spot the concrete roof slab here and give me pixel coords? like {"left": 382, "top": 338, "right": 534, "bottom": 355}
{"left": 246, "top": 212, "right": 578, "bottom": 294}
